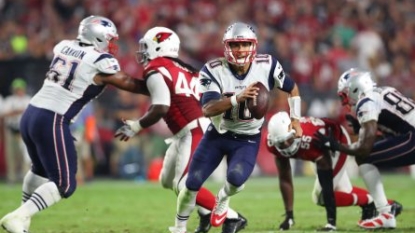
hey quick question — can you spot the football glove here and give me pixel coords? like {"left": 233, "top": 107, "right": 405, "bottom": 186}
{"left": 345, "top": 114, "right": 360, "bottom": 135}
{"left": 279, "top": 211, "right": 294, "bottom": 230}
{"left": 313, "top": 128, "right": 340, "bottom": 152}
{"left": 114, "top": 119, "right": 142, "bottom": 141}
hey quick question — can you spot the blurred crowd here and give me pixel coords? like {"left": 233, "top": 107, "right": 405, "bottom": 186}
{"left": 1, "top": 0, "right": 415, "bottom": 181}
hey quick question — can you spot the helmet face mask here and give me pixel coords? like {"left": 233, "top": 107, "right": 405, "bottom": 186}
{"left": 267, "top": 112, "right": 301, "bottom": 157}
{"left": 77, "top": 16, "right": 119, "bottom": 55}
{"left": 223, "top": 22, "right": 257, "bottom": 66}
{"left": 136, "top": 27, "right": 180, "bottom": 65}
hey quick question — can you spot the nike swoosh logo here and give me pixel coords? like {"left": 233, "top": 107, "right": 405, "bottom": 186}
{"left": 213, "top": 213, "right": 227, "bottom": 226}
{"left": 248, "top": 140, "right": 256, "bottom": 143}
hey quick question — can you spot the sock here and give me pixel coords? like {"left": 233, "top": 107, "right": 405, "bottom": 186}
{"left": 226, "top": 208, "right": 238, "bottom": 219}
{"left": 334, "top": 190, "right": 370, "bottom": 206}
{"left": 221, "top": 181, "right": 244, "bottom": 200}
{"left": 359, "top": 164, "right": 391, "bottom": 213}
{"left": 176, "top": 188, "right": 197, "bottom": 229}
{"left": 16, "top": 182, "right": 61, "bottom": 217}
{"left": 351, "top": 186, "right": 373, "bottom": 205}
{"left": 334, "top": 191, "right": 356, "bottom": 206}
{"left": 196, "top": 187, "right": 215, "bottom": 210}
{"left": 197, "top": 207, "right": 210, "bottom": 216}
{"left": 21, "top": 171, "right": 49, "bottom": 204}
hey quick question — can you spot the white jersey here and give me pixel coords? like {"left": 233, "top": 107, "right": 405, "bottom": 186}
{"left": 355, "top": 86, "right": 415, "bottom": 135}
{"left": 198, "top": 55, "right": 288, "bottom": 135}
{"left": 30, "top": 40, "right": 120, "bottom": 121}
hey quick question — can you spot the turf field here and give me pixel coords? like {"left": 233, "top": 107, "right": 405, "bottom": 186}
{"left": 0, "top": 175, "right": 414, "bottom": 233}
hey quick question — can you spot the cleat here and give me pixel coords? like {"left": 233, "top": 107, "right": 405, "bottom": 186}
{"left": 221, "top": 213, "right": 247, "bottom": 233}
{"left": 169, "top": 226, "right": 186, "bottom": 233}
{"left": 316, "top": 223, "right": 336, "bottom": 232}
{"left": 210, "top": 197, "right": 229, "bottom": 227}
{"left": 194, "top": 212, "right": 211, "bottom": 233}
{"left": 359, "top": 212, "right": 396, "bottom": 229}
{"left": 390, "top": 200, "right": 403, "bottom": 217}
{"left": 0, "top": 212, "right": 29, "bottom": 233}
{"left": 360, "top": 202, "right": 377, "bottom": 222}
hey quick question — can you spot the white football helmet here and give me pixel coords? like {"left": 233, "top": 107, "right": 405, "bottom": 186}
{"left": 223, "top": 22, "right": 257, "bottom": 66}
{"left": 267, "top": 111, "right": 301, "bottom": 158}
{"left": 137, "top": 27, "right": 180, "bottom": 65}
{"left": 77, "top": 15, "right": 119, "bottom": 55}
{"left": 346, "top": 71, "right": 376, "bottom": 106}
{"left": 337, "top": 68, "right": 366, "bottom": 106}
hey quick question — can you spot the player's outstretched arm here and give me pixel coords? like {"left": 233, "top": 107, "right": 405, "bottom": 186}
{"left": 94, "top": 71, "right": 150, "bottom": 95}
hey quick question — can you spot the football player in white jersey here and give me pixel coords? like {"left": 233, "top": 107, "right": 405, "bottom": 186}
{"left": 314, "top": 69, "right": 413, "bottom": 230}
{"left": 114, "top": 26, "right": 246, "bottom": 233}
{"left": 169, "top": 22, "right": 303, "bottom": 233}
{"left": 0, "top": 15, "right": 148, "bottom": 233}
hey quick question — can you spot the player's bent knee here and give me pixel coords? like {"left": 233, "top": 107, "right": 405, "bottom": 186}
{"left": 59, "top": 185, "right": 76, "bottom": 198}
{"left": 53, "top": 180, "right": 77, "bottom": 198}
{"left": 160, "top": 175, "right": 173, "bottom": 190}
{"left": 227, "top": 172, "right": 246, "bottom": 187}
{"left": 185, "top": 177, "right": 202, "bottom": 192}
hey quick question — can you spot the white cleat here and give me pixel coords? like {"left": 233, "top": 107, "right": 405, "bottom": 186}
{"left": 210, "top": 197, "right": 229, "bottom": 227}
{"left": 0, "top": 212, "right": 29, "bottom": 233}
{"left": 358, "top": 212, "right": 396, "bottom": 229}
{"left": 168, "top": 226, "right": 186, "bottom": 233}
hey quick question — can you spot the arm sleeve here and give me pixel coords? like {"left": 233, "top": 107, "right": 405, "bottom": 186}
{"left": 272, "top": 59, "right": 294, "bottom": 92}
{"left": 94, "top": 54, "right": 121, "bottom": 74}
{"left": 146, "top": 72, "right": 171, "bottom": 106}
{"left": 356, "top": 98, "right": 379, "bottom": 124}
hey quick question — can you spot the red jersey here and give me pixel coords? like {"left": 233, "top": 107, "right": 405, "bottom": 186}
{"left": 267, "top": 117, "right": 349, "bottom": 175}
{"left": 144, "top": 57, "right": 203, "bottom": 134}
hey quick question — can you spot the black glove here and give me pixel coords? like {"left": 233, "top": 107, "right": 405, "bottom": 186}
{"left": 313, "top": 128, "right": 340, "bottom": 152}
{"left": 279, "top": 211, "right": 294, "bottom": 230}
{"left": 345, "top": 114, "right": 360, "bottom": 135}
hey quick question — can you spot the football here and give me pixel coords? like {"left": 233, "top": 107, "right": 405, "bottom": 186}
{"left": 247, "top": 82, "right": 269, "bottom": 119}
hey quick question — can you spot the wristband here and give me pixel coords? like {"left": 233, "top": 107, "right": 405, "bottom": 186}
{"left": 127, "top": 120, "right": 143, "bottom": 133}
{"left": 288, "top": 96, "right": 301, "bottom": 120}
{"left": 230, "top": 95, "right": 238, "bottom": 107}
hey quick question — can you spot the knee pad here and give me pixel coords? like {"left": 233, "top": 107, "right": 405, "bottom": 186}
{"left": 185, "top": 175, "right": 202, "bottom": 192}
{"left": 227, "top": 171, "right": 246, "bottom": 187}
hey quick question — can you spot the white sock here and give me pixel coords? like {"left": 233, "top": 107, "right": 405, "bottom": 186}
{"left": 197, "top": 207, "right": 210, "bottom": 215}
{"left": 15, "top": 182, "right": 62, "bottom": 217}
{"left": 176, "top": 188, "right": 197, "bottom": 229}
{"left": 226, "top": 208, "right": 238, "bottom": 219}
{"left": 21, "top": 171, "right": 49, "bottom": 204}
{"left": 220, "top": 181, "right": 244, "bottom": 199}
{"left": 359, "top": 164, "right": 391, "bottom": 213}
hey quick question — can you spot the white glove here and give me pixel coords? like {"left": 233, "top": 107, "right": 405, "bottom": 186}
{"left": 114, "top": 119, "right": 142, "bottom": 141}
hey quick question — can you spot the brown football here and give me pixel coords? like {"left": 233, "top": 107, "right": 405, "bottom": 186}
{"left": 247, "top": 82, "right": 269, "bottom": 119}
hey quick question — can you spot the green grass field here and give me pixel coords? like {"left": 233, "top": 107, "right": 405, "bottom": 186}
{"left": 0, "top": 175, "right": 414, "bottom": 233}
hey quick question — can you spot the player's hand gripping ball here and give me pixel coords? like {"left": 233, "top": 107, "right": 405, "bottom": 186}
{"left": 247, "top": 82, "right": 269, "bottom": 119}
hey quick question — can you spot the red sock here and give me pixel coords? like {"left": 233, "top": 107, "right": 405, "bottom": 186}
{"left": 195, "top": 187, "right": 216, "bottom": 210}
{"left": 334, "top": 191, "right": 355, "bottom": 206}
{"left": 352, "top": 186, "right": 395, "bottom": 205}
{"left": 351, "top": 186, "right": 370, "bottom": 206}
{"left": 333, "top": 186, "right": 371, "bottom": 207}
